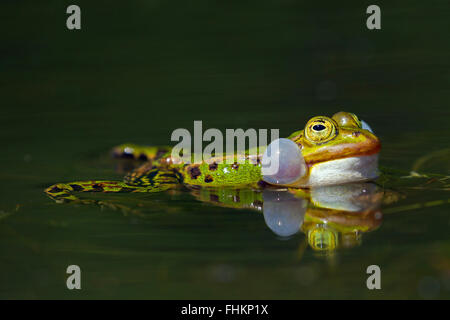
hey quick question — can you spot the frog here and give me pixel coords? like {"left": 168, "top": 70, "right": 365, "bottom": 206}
{"left": 44, "top": 111, "right": 449, "bottom": 255}
{"left": 45, "top": 111, "right": 382, "bottom": 202}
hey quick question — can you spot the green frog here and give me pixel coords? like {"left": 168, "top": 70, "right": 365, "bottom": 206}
{"left": 45, "top": 111, "right": 381, "bottom": 201}
{"left": 44, "top": 111, "right": 449, "bottom": 253}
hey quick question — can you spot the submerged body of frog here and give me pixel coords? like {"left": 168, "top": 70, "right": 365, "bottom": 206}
{"left": 45, "top": 111, "right": 381, "bottom": 201}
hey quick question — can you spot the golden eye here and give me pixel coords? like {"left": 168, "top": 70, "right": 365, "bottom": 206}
{"left": 307, "top": 226, "right": 338, "bottom": 251}
{"left": 304, "top": 116, "right": 338, "bottom": 144}
{"left": 332, "top": 111, "right": 362, "bottom": 128}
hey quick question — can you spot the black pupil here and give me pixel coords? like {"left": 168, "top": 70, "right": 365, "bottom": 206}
{"left": 312, "top": 124, "right": 326, "bottom": 131}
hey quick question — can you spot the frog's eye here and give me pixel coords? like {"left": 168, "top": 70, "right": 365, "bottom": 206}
{"left": 332, "top": 111, "right": 361, "bottom": 128}
{"left": 332, "top": 111, "right": 375, "bottom": 133}
{"left": 304, "top": 116, "right": 338, "bottom": 144}
{"left": 307, "top": 226, "right": 338, "bottom": 251}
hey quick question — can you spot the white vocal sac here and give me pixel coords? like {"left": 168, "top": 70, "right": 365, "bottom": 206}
{"left": 261, "top": 138, "right": 306, "bottom": 186}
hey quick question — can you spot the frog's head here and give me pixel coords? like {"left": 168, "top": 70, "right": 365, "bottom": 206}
{"left": 262, "top": 112, "right": 381, "bottom": 187}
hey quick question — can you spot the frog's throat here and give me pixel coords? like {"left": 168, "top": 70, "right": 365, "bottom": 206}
{"left": 289, "top": 154, "right": 379, "bottom": 188}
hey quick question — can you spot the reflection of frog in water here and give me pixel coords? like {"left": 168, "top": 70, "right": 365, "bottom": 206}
{"left": 264, "top": 184, "right": 384, "bottom": 252}
{"left": 191, "top": 179, "right": 447, "bottom": 253}
{"left": 44, "top": 112, "right": 449, "bottom": 253}
{"left": 191, "top": 182, "right": 383, "bottom": 253}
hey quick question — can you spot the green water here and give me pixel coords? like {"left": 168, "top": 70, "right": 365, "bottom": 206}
{"left": 1, "top": 1, "right": 449, "bottom": 299}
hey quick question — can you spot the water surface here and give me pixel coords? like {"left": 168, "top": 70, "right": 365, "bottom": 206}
{"left": 0, "top": 1, "right": 449, "bottom": 299}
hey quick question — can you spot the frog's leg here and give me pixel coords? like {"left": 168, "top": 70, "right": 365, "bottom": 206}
{"left": 46, "top": 181, "right": 148, "bottom": 203}
{"left": 111, "top": 144, "right": 171, "bottom": 161}
{"left": 45, "top": 167, "right": 183, "bottom": 203}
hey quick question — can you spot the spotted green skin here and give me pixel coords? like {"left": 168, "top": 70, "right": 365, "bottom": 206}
{"left": 45, "top": 146, "right": 265, "bottom": 203}
{"left": 181, "top": 160, "right": 263, "bottom": 187}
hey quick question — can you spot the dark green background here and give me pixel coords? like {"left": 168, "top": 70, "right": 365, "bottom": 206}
{"left": 0, "top": 1, "right": 449, "bottom": 299}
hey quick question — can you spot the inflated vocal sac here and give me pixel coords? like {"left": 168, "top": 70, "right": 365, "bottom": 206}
{"left": 361, "top": 120, "right": 374, "bottom": 133}
{"left": 261, "top": 138, "right": 307, "bottom": 186}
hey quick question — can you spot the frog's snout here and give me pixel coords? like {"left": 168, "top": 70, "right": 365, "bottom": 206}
{"left": 347, "top": 127, "right": 381, "bottom": 157}
{"left": 364, "top": 130, "right": 382, "bottom": 155}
